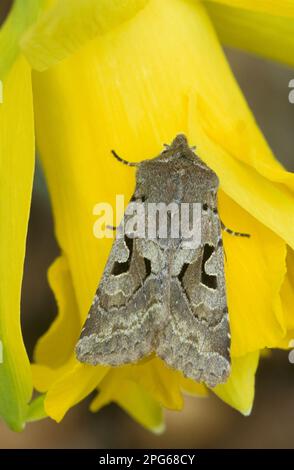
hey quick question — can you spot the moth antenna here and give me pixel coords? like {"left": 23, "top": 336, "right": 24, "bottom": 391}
{"left": 221, "top": 221, "right": 250, "bottom": 238}
{"left": 111, "top": 150, "right": 138, "bottom": 167}
{"left": 106, "top": 225, "right": 117, "bottom": 231}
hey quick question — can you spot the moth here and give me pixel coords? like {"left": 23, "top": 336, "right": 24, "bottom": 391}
{"left": 76, "top": 134, "right": 249, "bottom": 387}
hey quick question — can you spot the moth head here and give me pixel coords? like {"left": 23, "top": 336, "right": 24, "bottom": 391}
{"left": 164, "top": 134, "right": 196, "bottom": 158}
{"left": 171, "top": 134, "right": 189, "bottom": 149}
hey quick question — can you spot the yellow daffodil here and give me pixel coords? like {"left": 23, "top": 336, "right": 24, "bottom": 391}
{"left": 0, "top": 0, "right": 294, "bottom": 432}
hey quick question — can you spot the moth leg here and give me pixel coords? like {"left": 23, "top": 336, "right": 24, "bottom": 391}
{"left": 224, "top": 248, "right": 227, "bottom": 262}
{"left": 203, "top": 204, "right": 250, "bottom": 239}
{"left": 111, "top": 150, "right": 138, "bottom": 167}
{"left": 221, "top": 221, "right": 250, "bottom": 238}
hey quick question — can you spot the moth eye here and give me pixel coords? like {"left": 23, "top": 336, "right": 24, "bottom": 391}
{"left": 202, "top": 203, "right": 208, "bottom": 211}
{"left": 111, "top": 235, "right": 133, "bottom": 276}
{"left": 201, "top": 244, "right": 217, "bottom": 290}
{"left": 130, "top": 194, "right": 146, "bottom": 202}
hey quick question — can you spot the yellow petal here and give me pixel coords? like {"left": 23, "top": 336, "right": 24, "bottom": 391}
{"left": 206, "top": 0, "right": 294, "bottom": 16}
{"left": 278, "top": 247, "right": 294, "bottom": 348}
{"left": 219, "top": 191, "right": 287, "bottom": 356}
{"left": 133, "top": 356, "right": 207, "bottom": 407}
{"left": 26, "top": 395, "right": 47, "bottom": 423}
{"left": 91, "top": 377, "right": 164, "bottom": 433}
{"left": 179, "top": 374, "right": 208, "bottom": 397}
{"left": 0, "top": 0, "right": 45, "bottom": 79}
{"left": 188, "top": 91, "right": 294, "bottom": 249}
{"left": 205, "top": 2, "right": 294, "bottom": 67}
{"left": 32, "top": 360, "right": 76, "bottom": 393}
{"left": 90, "top": 356, "right": 205, "bottom": 430}
{"left": 34, "top": 256, "right": 82, "bottom": 367}
{"left": 44, "top": 363, "right": 109, "bottom": 422}
{"left": 0, "top": 56, "right": 34, "bottom": 431}
{"left": 21, "top": 0, "right": 150, "bottom": 71}
{"left": 94, "top": 357, "right": 184, "bottom": 411}
{"left": 190, "top": 79, "right": 294, "bottom": 193}
{"left": 214, "top": 351, "right": 259, "bottom": 415}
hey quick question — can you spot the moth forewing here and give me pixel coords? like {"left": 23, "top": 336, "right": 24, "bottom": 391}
{"left": 76, "top": 134, "right": 232, "bottom": 387}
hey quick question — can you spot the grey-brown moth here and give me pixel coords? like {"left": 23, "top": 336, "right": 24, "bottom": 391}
{"left": 75, "top": 134, "right": 249, "bottom": 387}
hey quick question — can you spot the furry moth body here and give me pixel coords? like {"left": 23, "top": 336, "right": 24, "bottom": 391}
{"left": 76, "top": 134, "right": 248, "bottom": 387}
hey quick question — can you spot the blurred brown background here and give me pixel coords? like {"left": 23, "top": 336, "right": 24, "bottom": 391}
{"left": 1, "top": 0, "right": 294, "bottom": 449}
